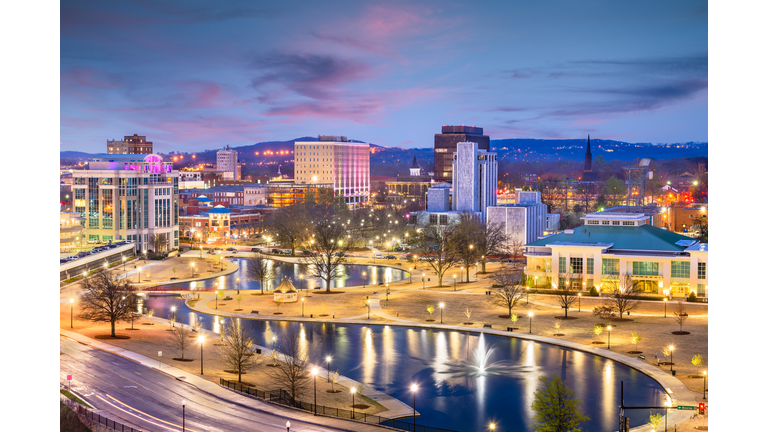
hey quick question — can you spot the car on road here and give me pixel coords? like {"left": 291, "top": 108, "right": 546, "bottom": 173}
{"left": 302, "top": 250, "right": 313, "bottom": 255}
{"left": 374, "top": 254, "right": 385, "bottom": 259}
{"left": 226, "top": 247, "right": 236, "bottom": 251}
{"left": 271, "top": 248, "right": 282, "bottom": 254}
{"left": 385, "top": 255, "right": 396, "bottom": 260}
{"left": 334, "top": 252, "right": 346, "bottom": 257}
{"left": 500, "top": 258, "right": 514, "bottom": 264}
{"left": 251, "top": 248, "right": 261, "bottom": 253}
{"left": 282, "top": 249, "right": 292, "bottom": 255}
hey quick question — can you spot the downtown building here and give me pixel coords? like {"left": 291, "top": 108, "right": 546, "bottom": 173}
{"left": 294, "top": 136, "right": 370, "bottom": 208}
{"left": 434, "top": 125, "right": 490, "bottom": 183}
{"left": 72, "top": 154, "right": 179, "bottom": 252}
{"left": 217, "top": 145, "right": 241, "bottom": 180}
{"left": 107, "top": 134, "right": 154, "bottom": 154}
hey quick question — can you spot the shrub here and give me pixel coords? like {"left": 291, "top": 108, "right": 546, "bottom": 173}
{"left": 687, "top": 292, "right": 697, "bottom": 302}
{"left": 589, "top": 286, "right": 599, "bottom": 297}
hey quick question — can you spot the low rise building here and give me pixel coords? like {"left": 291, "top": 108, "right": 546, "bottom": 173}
{"left": 60, "top": 212, "right": 86, "bottom": 251}
{"left": 523, "top": 212, "right": 708, "bottom": 299}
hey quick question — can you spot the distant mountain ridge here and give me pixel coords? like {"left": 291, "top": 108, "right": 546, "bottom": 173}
{"left": 60, "top": 137, "right": 707, "bottom": 163}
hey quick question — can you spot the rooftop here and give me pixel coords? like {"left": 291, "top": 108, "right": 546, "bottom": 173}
{"left": 526, "top": 223, "right": 699, "bottom": 252}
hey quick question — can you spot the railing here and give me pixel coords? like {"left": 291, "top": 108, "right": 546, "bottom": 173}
{"left": 74, "top": 404, "right": 142, "bottom": 432}
{"left": 142, "top": 285, "right": 215, "bottom": 292}
{"left": 220, "top": 378, "right": 459, "bottom": 432}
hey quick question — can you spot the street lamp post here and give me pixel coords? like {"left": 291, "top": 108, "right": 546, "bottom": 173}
{"left": 272, "top": 336, "right": 276, "bottom": 351}
{"left": 664, "top": 295, "right": 668, "bottom": 318}
{"left": 578, "top": 292, "right": 581, "bottom": 312}
{"left": 237, "top": 277, "right": 240, "bottom": 294}
{"left": 422, "top": 273, "right": 425, "bottom": 289}
{"left": 122, "top": 256, "right": 126, "bottom": 272}
{"left": 439, "top": 302, "right": 444, "bottom": 324}
{"left": 70, "top": 298, "right": 74, "bottom": 328}
{"left": 367, "top": 299, "right": 371, "bottom": 319}
{"left": 198, "top": 336, "right": 204, "bottom": 374}
{"left": 669, "top": 345, "right": 675, "bottom": 373}
{"left": 182, "top": 399, "right": 186, "bottom": 432}
{"left": 528, "top": 311, "right": 533, "bottom": 334}
{"left": 351, "top": 387, "right": 357, "bottom": 418}
{"left": 326, "top": 356, "right": 331, "bottom": 382}
{"left": 703, "top": 371, "right": 707, "bottom": 399}
{"left": 453, "top": 275, "right": 457, "bottom": 291}
{"left": 490, "top": 423, "right": 496, "bottom": 431}
{"left": 311, "top": 368, "right": 318, "bottom": 415}
{"left": 607, "top": 325, "right": 612, "bottom": 349}
{"left": 411, "top": 384, "right": 418, "bottom": 430}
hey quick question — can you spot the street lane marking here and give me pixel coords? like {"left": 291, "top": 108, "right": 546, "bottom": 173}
{"left": 102, "top": 393, "right": 204, "bottom": 432}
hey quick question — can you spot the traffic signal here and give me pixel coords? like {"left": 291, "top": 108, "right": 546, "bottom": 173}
{"left": 698, "top": 402, "right": 706, "bottom": 414}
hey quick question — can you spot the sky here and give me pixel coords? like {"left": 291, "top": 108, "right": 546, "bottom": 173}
{"left": 60, "top": 0, "right": 708, "bottom": 153}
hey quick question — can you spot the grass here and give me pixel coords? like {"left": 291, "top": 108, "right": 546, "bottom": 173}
{"left": 60, "top": 389, "right": 92, "bottom": 408}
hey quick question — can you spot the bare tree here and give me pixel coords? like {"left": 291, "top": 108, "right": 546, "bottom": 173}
{"left": 474, "top": 221, "right": 510, "bottom": 273}
{"left": 450, "top": 214, "right": 483, "bottom": 282}
{"left": 127, "top": 311, "right": 141, "bottom": 330}
{"left": 171, "top": 325, "right": 193, "bottom": 360}
{"left": 244, "top": 253, "right": 275, "bottom": 295}
{"left": 673, "top": 301, "right": 689, "bottom": 333}
{"left": 509, "top": 237, "right": 525, "bottom": 264}
{"left": 601, "top": 274, "right": 640, "bottom": 319}
{"left": 490, "top": 269, "right": 526, "bottom": 317}
{"left": 267, "top": 326, "right": 311, "bottom": 402}
{"left": 219, "top": 319, "right": 258, "bottom": 383}
{"left": 301, "top": 219, "right": 352, "bottom": 293}
{"left": 554, "top": 273, "right": 579, "bottom": 318}
{"left": 413, "top": 224, "right": 458, "bottom": 287}
{"left": 78, "top": 271, "right": 138, "bottom": 337}
{"left": 266, "top": 205, "right": 311, "bottom": 256}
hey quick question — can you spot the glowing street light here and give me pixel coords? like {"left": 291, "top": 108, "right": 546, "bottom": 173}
{"left": 69, "top": 298, "right": 74, "bottom": 328}
{"left": 311, "top": 367, "right": 319, "bottom": 415}
{"left": 453, "top": 274, "right": 457, "bottom": 291}
{"left": 422, "top": 273, "right": 426, "bottom": 289}
{"left": 607, "top": 325, "right": 612, "bottom": 349}
{"left": 362, "top": 272, "right": 366, "bottom": 289}
{"left": 528, "top": 310, "right": 534, "bottom": 334}
{"left": 410, "top": 384, "right": 418, "bottom": 429}
{"left": 326, "top": 356, "right": 332, "bottom": 382}
{"left": 301, "top": 297, "right": 305, "bottom": 317}
{"left": 351, "top": 387, "right": 357, "bottom": 418}
{"left": 669, "top": 345, "right": 675, "bottom": 373}
{"left": 367, "top": 299, "right": 371, "bottom": 319}
{"left": 198, "top": 335, "right": 205, "bottom": 374}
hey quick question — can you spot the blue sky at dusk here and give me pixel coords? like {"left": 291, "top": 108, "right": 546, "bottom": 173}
{"left": 61, "top": 0, "right": 707, "bottom": 153}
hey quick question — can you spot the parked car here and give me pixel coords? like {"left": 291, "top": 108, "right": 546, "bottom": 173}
{"left": 334, "top": 252, "right": 346, "bottom": 257}
{"left": 282, "top": 249, "right": 292, "bottom": 255}
{"left": 251, "top": 248, "right": 261, "bottom": 253}
{"left": 394, "top": 246, "right": 404, "bottom": 252}
{"left": 385, "top": 255, "right": 396, "bottom": 260}
{"left": 302, "top": 250, "right": 312, "bottom": 255}
{"left": 271, "top": 248, "right": 282, "bottom": 254}
{"left": 500, "top": 258, "right": 513, "bottom": 264}
{"left": 374, "top": 254, "right": 385, "bottom": 259}
{"left": 208, "top": 249, "right": 215, "bottom": 254}
{"left": 226, "top": 247, "right": 236, "bottom": 251}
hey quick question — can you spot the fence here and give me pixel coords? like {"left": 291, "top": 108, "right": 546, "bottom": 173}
{"left": 142, "top": 285, "right": 215, "bottom": 292}
{"left": 74, "top": 404, "right": 142, "bottom": 432}
{"left": 220, "top": 378, "right": 458, "bottom": 432}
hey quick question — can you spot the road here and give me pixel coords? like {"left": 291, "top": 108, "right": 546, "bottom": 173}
{"left": 60, "top": 336, "right": 348, "bottom": 432}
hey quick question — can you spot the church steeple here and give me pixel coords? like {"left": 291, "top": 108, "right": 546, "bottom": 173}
{"left": 409, "top": 155, "right": 421, "bottom": 176}
{"left": 584, "top": 135, "right": 593, "bottom": 172}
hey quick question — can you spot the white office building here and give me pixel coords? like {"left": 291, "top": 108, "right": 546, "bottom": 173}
{"left": 72, "top": 154, "right": 179, "bottom": 252}
{"left": 217, "top": 146, "right": 240, "bottom": 180}
{"left": 452, "top": 142, "right": 497, "bottom": 220}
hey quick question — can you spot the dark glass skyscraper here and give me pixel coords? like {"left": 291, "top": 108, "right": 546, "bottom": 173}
{"left": 433, "top": 125, "right": 490, "bottom": 183}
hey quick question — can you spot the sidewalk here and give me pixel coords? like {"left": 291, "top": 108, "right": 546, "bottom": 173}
{"left": 60, "top": 328, "right": 411, "bottom": 432}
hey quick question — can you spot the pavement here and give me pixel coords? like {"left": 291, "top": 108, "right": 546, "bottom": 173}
{"left": 60, "top": 331, "right": 402, "bottom": 432}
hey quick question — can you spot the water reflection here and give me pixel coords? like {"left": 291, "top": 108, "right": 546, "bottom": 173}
{"left": 143, "top": 295, "right": 666, "bottom": 432}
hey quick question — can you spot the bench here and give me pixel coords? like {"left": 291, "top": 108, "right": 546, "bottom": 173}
{"left": 251, "top": 310, "right": 259, "bottom": 314}
{"left": 483, "top": 324, "right": 492, "bottom": 329}
{"left": 637, "top": 355, "right": 646, "bottom": 361}
{"left": 373, "top": 291, "right": 378, "bottom": 295}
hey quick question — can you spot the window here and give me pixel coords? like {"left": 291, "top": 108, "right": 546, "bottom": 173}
{"left": 632, "top": 261, "right": 659, "bottom": 276}
{"left": 558, "top": 256, "right": 566, "bottom": 271}
{"left": 439, "top": 215, "right": 448, "bottom": 225}
{"left": 429, "top": 214, "right": 438, "bottom": 225}
{"left": 698, "top": 262, "right": 706, "bottom": 279}
{"left": 587, "top": 220, "right": 600, "bottom": 225}
{"left": 671, "top": 261, "right": 690, "bottom": 278}
{"left": 602, "top": 258, "right": 619, "bottom": 276}
{"left": 697, "top": 283, "right": 706, "bottom": 296}
{"left": 569, "top": 257, "right": 583, "bottom": 274}
{"left": 601, "top": 221, "right": 610, "bottom": 225}
{"left": 612, "top": 221, "right": 620, "bottom": 225}
{"left": 587, "top": 258, "right": 594, "bottom": 274}
{"left": 622, "top": 221, "right": 634, "bottom": 226}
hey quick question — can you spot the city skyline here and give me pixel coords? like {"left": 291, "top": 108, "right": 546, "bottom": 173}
{"left": 62, "top": 0, "right": 707, "bottom": 153}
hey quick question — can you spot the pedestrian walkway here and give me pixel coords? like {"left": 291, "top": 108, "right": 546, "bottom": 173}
{"left": 60, "top": 328, "right": 412, "bottom": 431}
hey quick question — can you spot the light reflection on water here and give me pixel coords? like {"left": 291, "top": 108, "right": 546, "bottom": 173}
{"left": 143, "top": 295, "right": 666, "bottom": 432}
{"left": 165, "top": 258, "right": 406, "bottom": 291}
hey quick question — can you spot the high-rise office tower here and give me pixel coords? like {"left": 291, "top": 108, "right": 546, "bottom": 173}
{"left": 217, "top": 145, "right": 240, "bottom": 180}
{"left": 434, "top": 125, "right": 490, "bottom": 183}
{"left": 452, "top": 141, "right": 497, "bottom": 220}
{"left": 294, "top": 136, "right": 370, "bottom": 208}
{"left": 107, "top": 134, "right": 153, "bottom": 154}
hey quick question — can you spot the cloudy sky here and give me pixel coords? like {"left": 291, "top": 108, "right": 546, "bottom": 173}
{"left": 60, "top": 0, "right": 707, "bottom": 153}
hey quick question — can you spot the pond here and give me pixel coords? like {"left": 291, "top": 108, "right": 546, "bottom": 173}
{"left": 168, "top": 257, "right": 409, "bottom": 291}
{"left": 141, "top": 295, "right": 666, "bottom": 432}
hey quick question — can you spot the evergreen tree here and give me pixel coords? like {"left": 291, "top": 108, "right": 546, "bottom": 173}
{"left": 531, "top": 375, "right": 590, "bottom": 432}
